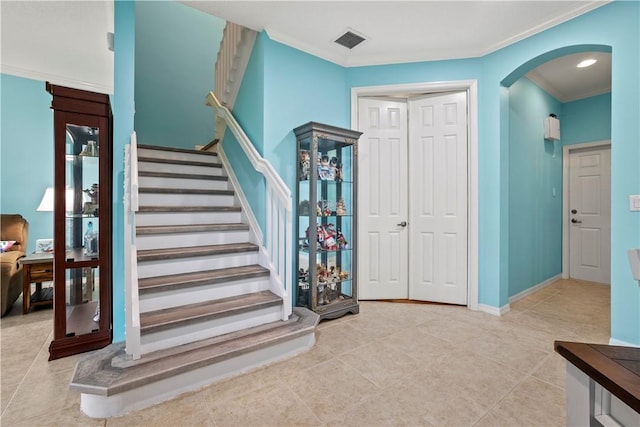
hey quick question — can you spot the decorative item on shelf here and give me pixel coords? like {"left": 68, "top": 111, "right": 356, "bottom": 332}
{"left": 299, "top": 150, "right": 311, "bottom": 180}
{"left": 317, "top": 200, "right": 333, "bottom": 217}
{"left": 304, "top": 223, "right": 348, "bottom": 251}
{"left": 318, "top": 155, "right": 334, "bottom": 181}
{"left": 299, "top": 200, "right": 310, "bottom": 215}
{"left": 330, "top": 157, "right": 343, "bottom": 181}
{"left": 84, "top": 221, "right": 98, "bottom": 256}
{"left": 336, "top": 198, "right": 347, "bottom": 216}
{"left": 83, "top": 184, "right": 99, "bottom": 216}
{"left": 79, "top": 140, "right": 98, "bottom": 157}
{"left": 337, "top": 229, "right": 348, "bottom": 249}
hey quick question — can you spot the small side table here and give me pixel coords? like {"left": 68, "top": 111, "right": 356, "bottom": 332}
{"left": 20, "top": 253, "right": 54, "bottom": 314}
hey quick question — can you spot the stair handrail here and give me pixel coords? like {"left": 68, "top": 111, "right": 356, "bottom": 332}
{"left": 206, "top": 91, "right": 293, "bottom": 320}
{"left": 124, "top": 131, "right": 142, "bottom": 360}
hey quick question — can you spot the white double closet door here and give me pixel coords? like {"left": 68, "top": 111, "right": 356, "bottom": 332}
{"left": 358, "top": 92, "right": 468, "bottom": 304}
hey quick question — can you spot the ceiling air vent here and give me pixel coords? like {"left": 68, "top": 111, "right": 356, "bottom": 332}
{"left": 335, "top": 30, "right": 366, "bottom": 49}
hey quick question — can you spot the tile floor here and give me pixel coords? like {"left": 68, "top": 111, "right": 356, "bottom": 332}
{"left": 1, "top": 278, "right": 610, "bottom": 426}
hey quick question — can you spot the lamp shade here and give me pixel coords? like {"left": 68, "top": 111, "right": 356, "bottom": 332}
{"left": 36, "top": 187, "right": 55, "bottom": 212}
{"left": 36, "top": 187, "right": 79, "bottom": 212}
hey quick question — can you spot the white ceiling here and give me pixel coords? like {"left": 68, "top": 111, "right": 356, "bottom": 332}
{"left": 0, "top": 1, "right": 114, "bottom": 94}
{"left": 183, "top": 0, "right": 612, "bottom": 101}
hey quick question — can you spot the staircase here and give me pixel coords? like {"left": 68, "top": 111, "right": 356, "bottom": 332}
{"left": 70, "top": 144, "right": 317, "bottom": 418}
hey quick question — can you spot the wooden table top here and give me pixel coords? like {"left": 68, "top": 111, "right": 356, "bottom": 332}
{"left": 20, "top": 252, "right": 54, "bottom": 264}
{"left": 555, "top": 340, "right": 640, "bottom": 412}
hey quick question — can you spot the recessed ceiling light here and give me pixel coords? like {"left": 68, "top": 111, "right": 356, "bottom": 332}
{"left": 577, "top": 59, "right": 597, "bottom": 68}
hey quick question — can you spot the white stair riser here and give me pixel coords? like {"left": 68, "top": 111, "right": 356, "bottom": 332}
{"left": 138, "top": 176, "right": 229, "bottom": 191}
{"left": 138, "top": 252, "right": 259, "bottom": 279}
{"left": 138, "top": 148, "right": 220, "bottom": 164}
{"left": 136, "top": 211, "right": 242, "bottom": 226}
{"left": 136, "top": 230, "right": 250, "bottom": 250}
{"left": 140, "top": 305, "right": 283, "bottom": 354}
{"left": 79, "top": 333, "right": 316, "bottom": 418}
{"left": 138, "top": 192, "right": 235, "bottom": 207}
{"left": 139, "top": 277, "right": 271, "bottom": 312}
{"left": 138, "top": 161, "right": 224, "bottom": 177}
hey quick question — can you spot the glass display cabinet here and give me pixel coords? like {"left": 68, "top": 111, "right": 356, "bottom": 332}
{"left": 293, "top": 122, "right": 362, "bottom": 320}
{"left": 47, "top": 83, "right": 112, "bottom": 360}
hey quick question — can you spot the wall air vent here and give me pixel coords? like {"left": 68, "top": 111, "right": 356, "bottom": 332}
{"left": 335, "top": 30, "right": 366, "bottom": 49}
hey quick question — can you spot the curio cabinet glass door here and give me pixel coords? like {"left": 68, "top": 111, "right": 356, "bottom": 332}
{"left": 47, "top": 83, "right": 112, "bottom": 360}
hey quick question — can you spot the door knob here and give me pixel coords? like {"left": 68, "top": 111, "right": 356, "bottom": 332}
{"left": 571, "top": 209, "right": 577, "bottom": 214}
{"left": 397, "top": 221, "right": 407, "bottom": 227}
{"left": 571, "top": 218, "right": 582, "bottom": 224}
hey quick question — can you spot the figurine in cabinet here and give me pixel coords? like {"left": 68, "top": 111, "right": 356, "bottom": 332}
{"left": 299, "top": 150, "right": 311, "bottom": 180}
{"left": 330, "top": 157, "right": 343, "bottom": 181}
{"left": 336, "top": 198, "right": 347, "bottom": 216}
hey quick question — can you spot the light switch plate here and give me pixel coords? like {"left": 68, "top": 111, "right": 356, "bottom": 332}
{"left": 630, "top": 195, "right": 640, "bottom": 211}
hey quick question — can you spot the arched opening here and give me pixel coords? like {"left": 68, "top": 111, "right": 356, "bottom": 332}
{"left": 500, "top": 44, "right": 612, "bottom": 306}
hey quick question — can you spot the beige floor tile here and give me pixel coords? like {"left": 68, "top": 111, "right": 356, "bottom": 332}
{"left": 1, "top": 369, "right": 79, "bottom": 426}
{"left": 379, "top": 327, "right": 458, "bottom": 363}
{"left": 6, "top": 402, "right": 105, "bottom": 427}
{"left": 338, "top": 340, "right": 423, "bottom": 388}
{"left": 475, "top": 376, "right": 566, "bottom": 427}
{"left": 324, "top": 388, "right": 430, "bottom": 427}
{"left": 531, "top": 353, "right": 566, "bottom": 389}
{"left": 284, "top": 359, "right": 377, "bottom": 423}
{"left": 107, "top": 390, "right": 213, "bottom": 427}
{"left": 314, "top": 322, "right": 371, "bottom": 356}
{"left": 340, "top": 309, "right": 405, "bottom": 339}
{"left": 202, "top": 364, "right": 283, "bottom": 404}
{"left": 1, "top": 380, "right": 19, "bottom": 414}
{"left": 465, "top": 333, "right": 550, "bottom": 374}
{"left": 207, "top": 381, "right": 322, "bottom": 427}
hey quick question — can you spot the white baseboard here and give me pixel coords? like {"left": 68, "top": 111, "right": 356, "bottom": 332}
{"left": 508, "top": 274, "right": 562, "bottom": 304}
{"left": 478, "top": 303, "right": 510, "bottom": 316}
{"left": 609, "top": 337, "right": 640, "bottom": 348}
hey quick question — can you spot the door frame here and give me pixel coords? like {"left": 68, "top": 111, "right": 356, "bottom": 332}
{"left": 561, "top": 139, "right": 612, "bottom": 280}
{"left": 351, "top": 80, "right": 479, "bottom": 311}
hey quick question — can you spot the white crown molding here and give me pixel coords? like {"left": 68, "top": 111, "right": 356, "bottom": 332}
{"left": 266, "top": 2, "right": 608, "bottom": 68}
{"left": 0, "top": 64, "right": 113, "bottom": 94}
{"left": 478, "top": 1, "right": 610, "bottom": 58}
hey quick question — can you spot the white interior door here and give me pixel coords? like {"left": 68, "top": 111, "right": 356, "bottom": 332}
{"left": 358, "top": 97, "right": 409, "bottom": 299}
{"left": 569, "top": 146, "right": 611, "bottom": 284}
{"left": 408, "top": 92, "right": 468, "bottom": 304}
{"left": 358, "top": 92, "right": 468, "bottom": 304}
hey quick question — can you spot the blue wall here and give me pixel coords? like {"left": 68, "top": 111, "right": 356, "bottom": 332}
{"left": 135, "top": 1, "right": 224, "bottom": 149}
{"left": 226, "top": 2, "right": 638, "bottom": 344}
{"left": 508, "top": 77, "right": 563, "bottom": 297}
{"left": 562, "top": 93, "right": 611, "bottom": 146}
{"left": 112, "top": 0, "right": 136, "bottom": 342}
{"left": 0, "top": 74, "right": 53, "bottom": 252}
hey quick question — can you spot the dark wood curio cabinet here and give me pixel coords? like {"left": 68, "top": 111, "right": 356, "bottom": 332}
{"left": 293, "top": 122, "right": 362, "bottom": 320}
{"left": 47, "top": 83, "right": 112, "bottom": 360}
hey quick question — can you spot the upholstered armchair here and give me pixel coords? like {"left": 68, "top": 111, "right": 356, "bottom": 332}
{"left": 1, "top": 214, "right": 28, "bottom": 316}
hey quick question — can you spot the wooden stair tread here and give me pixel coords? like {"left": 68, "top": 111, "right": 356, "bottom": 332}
{"left": 138, "top": 156, "right": 221, "bottom": 168}
{"left": 138, "top": 206, "right": 241, "bottom": 213}
{"left": 137, "top": 242, "right": 259, "bottom": 262}
{"left": 138, "top": 265, "right": 270, "bottom": 293}
{"left": 136, "top": 223, "right": 249, "bottom": 235}
{"left": 138, "top": 143, "right": 218, "bottom": 156}
{"left": 70, "top": 308, "right": 319, "bottom": 396}
{"left": 139, "top": 187, "right": 234, "bottom": 195}
{"left": 140, "top": 290, "right": 281, "bottom": 334}
{"left": 139, "top": 171, "right": 228, "bottom": 181}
